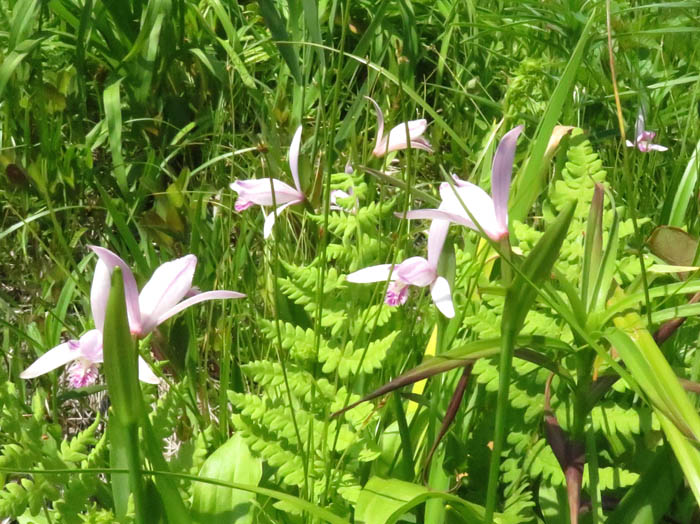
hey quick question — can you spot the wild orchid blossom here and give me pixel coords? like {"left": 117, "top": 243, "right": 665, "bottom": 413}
{"left": 230, "top": 126, "right": 305, "bottom": 238}
{"left": 20, "top": 247, "right": 245, "bottom": 387}
{"left": 625, "top": 112, "right": 668, "bottom": 152}
{"left": 403, "top": 125, "right": 524, "bottom": 241}
{"left": 346, "top": 219, "right": 454, "bottom": 318}
{"left": 367, "top": 97, "right": 433, "bottom": 157}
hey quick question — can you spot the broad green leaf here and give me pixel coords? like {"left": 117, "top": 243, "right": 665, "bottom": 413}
{"left": 607, "top": 445, "right": 681, "bottom": 524}
{"left": 355, "top": 477, "right": 486, "bottom": 524}
{"left": 103, "top": 268, "right": 148, "bottom": 523}
{"left": 103, "top": 268, "right": 142, "bottom": 427}
{"left": 192, "top": 434, "right": 262, "bottom": 524}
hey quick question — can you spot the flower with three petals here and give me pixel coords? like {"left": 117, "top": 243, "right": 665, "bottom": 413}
{"left": 20, "top": 247, "right": 245, "bottom": 387}
{"left": 346, "top": 219, "right": 454, "bottom": 318}
{"left": 230, "top": 126, "right": 305, "bottom": 238}
{"left": 625, "top": 113, "right": 668, "bottom": 153}
{"left": 367, "top": 97, "right": 433, "bottom": 157}
{"left": 403, "top": 125, "right": 524, "bottom": 241}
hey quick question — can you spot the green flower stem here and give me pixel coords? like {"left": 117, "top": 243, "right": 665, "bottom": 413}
{"left": 484, "top": 323, "right": 516, "bottom": 523}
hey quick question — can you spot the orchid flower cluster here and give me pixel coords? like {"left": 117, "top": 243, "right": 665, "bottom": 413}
{"left": 22, "top": 96, "right": 663, "bottom": 389}
{"left": 347, "top": 125, "right": 524, "bottom": 318}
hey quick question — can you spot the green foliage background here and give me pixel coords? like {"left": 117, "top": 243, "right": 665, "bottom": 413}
{"left": 1, "top": 0, "right": 700, "bottom": 523}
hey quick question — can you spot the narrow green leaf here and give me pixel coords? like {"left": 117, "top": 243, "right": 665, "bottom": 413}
{"left": 590, "top": 187, "right": 619, "bottom": 312}
{"left": 607, "top": 310, "right": 700, "bottom": 441}
{"left": 332, "top": 336, "right": 571, "bottom": 417}
{"left": 657, "top": 412, "right": 700, "bottom": 508}
{"left": 607, "top": 445, "right": 681, "bottom": 524}
{"left": 582, "top": 184, "right": 604, "bottom": 310}
{"left": 302, "top": 0, "right": 325, "bottom": 69}
{"left": 0, "top": 38, "right": 43, "bottom": 99}
{"left": 103, "top": 79, "right": 129, "bottom": 195}
{"left": 669, "top": 139, "right": 700, "bottom": 227}
{"left": 192, "top": 434, "right": 262, "bottom": 524}
{"left": 507, "top": 199, "right": 577, "bottom": 333}
{"left": 510, "top": 12, "right": 596, "bottom": 221}
{"left": 258, "top": 0, "right": 302, "bottom": 84}
{"left": 209, "top": 0, "right": 256, "bottom": 88}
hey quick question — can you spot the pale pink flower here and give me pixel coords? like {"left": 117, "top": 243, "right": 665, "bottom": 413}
{"left": 367, "top": 97, "right": 433, "bottom": 157}
{"left": 625, "top": 112, "right": 668, "bottom": 152}
{"left": 20, "top": 247, "right": 245, "bottom": 387}
{"left": 402, "top": 125, "right": 524, "bottom": 241}
{"left": 346, "top": 220, "right": 453, "bottom": 317}
{"left": 230, "top": 126, "right": 305, "bottom": 238}
{"left": 330, "top": 187, "right": 356, "bottom": 213}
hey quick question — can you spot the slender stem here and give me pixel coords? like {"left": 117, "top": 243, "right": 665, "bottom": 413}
{"left": 484, "top": 326, "right": 516, "bottom": 522}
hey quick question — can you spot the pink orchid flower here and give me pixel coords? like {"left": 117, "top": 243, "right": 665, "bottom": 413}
{"left": 230, "top": 126, "right": 305, "bottom": 238}
{"left": 402, "top": 125, "right": 524, "bottom": 241}
{"left": 20, "top": 247, "right": 245, "bottom": 387}
{"left": 625, "top": 113, "right": 668, "bottom": 152}
{"left": 346, "top": 220, "right": 454, "bottom": 318}
{"left": 367, "top": 97, "right": 433, "bottom": 157}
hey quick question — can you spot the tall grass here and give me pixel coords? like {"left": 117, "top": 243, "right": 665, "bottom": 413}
{"left": 1, "top": 0, "right": 700, "bottom": 523}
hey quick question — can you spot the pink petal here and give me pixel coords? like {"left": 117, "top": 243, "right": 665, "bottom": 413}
{"left": 90, "top": 260, "right": 111, "bottom": 332}
{"left": 155, "top": 290, "right": 246, "bottom": 327}
{"left": 89, "top": 246, "right": 143, "bottom": 334}
{"left": 346, "top": 264, "right": 394, "bottom": 283}
{"left": 67, "top": 360, "right": 100, "bottom": 388}
{"left": 401, "top": 209, "right": 476, "bottom": 229}
{"left": 385, "top": 281, "right": 409, "bottom": 306}
{"left": 625, "top": 140, "right": 635, "bottom": 148}
{"left": 649, "top": 144, "right": 668, "bottom": 152}
{"left": 441, "top": 182, "right": 504, "bottom": 240}
{"left": 263, "top": 200, "right": 300, "bottom": 239}
{"left": 491, "top": 125, "right": 524, "bottom": 232}
{"left": 77, "top": 329, "right": 104, "bottom": 363}
{"left": 20, "top": 341, "right": 80, "bottom": 379}
{"left": 395, "top": 257, "right": 435, "bottom": 287}
{"left": 430, "top": 276, "right": 454, "bottom": 318}
{"left": 427, "top": 219, "right": 449, "bottom": 269}
{"left": 230, "top": 179, "right": 303, "bottom": 208}
{"left": 409, "top": 137, "right": 433, "bottom": 153}
{"left": 138, "top": 255, "right": 197, "bottom": 335}
{"left": 138, "top": 357, "right": 160, "bottom": 384}
{"left": 635, "top": 112, "right": 646, "bottom": 139}
{"left": 366, "top": 96, "right": 386, "bottom": 155}
{"left": 384, "top": 119, "right": 431, "bottom": 154}
{"left": 289, "top": 126, "right": 303, "bottom": 194}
